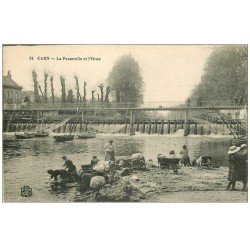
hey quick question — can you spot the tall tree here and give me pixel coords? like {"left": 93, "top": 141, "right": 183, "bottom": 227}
{"left": 38, "top": 85, "right": 44, "bottom": 100}
{"left": 32, "top": 70, "right": 41, "bottom": 103}
{"left": 74, "top": 75, "right": 81, "bottom": 103}
{"left": 98, "top": 83, "right": 104, "bottom": 102}
{"left": 60, "top": 76, "right": 66, "bottom": 103}
{"left": 189, "top": 45, "right": 248, "bottom": 106}
{"left": 107, "top": 54, "right": 144, "bottom": 106}
{"left": 91, "top": 90, "right": 95, "bottom": 102}
{"left": 67, "top": 89, "right": 74, "bottom": 103}
{"left": 44, "top": 73, "right": 48, "bottom": 102}
{"left": 83, "top": 81, "right": 87, "bottom": 102}
{"left": 50, "top": 76, "right": 55, "bottom": 104}
{"left": 104, "top": 86, "right": 111, "bottom": 103}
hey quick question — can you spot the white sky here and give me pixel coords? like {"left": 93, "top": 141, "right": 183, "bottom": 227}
{"left": 3, "top": 45, "right": 215, "bottom": 105}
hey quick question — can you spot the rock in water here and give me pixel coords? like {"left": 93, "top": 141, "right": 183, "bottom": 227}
{"left": 90, "top": 176, "right": 106, "bottom": 189}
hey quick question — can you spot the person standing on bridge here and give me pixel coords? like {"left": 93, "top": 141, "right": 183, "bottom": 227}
{"left": 104, "top": 140, "right": 115, "bottom": 161}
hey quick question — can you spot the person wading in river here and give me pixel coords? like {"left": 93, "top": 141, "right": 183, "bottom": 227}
{"left": 62, "top": 156, "right": 76, "bottom": 173}
{"left": 104, "top": 140, "right": 115, "bottom": 161}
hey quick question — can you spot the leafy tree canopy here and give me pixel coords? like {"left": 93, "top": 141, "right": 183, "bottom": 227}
{"left": 189, "top": 45, "right": 247, "bottom": 106}
{"left": 107, "top": 54, "right": 144, "bottom": 106}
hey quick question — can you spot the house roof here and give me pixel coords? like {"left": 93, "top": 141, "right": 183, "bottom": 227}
{"left": 3, "top": 75, "right": 22, "bottom": 90}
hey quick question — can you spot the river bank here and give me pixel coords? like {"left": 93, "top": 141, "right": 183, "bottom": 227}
{"left": 74, "top": 166, "right": 248, "bottom": 203}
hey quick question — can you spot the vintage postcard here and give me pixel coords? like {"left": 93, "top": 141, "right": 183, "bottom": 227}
{"left": 2, "top": 44, "right": 248, "bottom": 202}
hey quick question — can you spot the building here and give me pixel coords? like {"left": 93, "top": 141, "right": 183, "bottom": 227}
{"left": 3, "top": 71, "right": 23, "bottom": 109}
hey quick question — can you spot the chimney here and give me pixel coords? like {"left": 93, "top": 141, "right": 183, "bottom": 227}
{"left": 7, "top": 70, "right": 11, "bottom": 78}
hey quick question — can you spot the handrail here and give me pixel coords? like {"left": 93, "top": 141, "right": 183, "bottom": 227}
{"left": 3, "top": 105, "right": 245, "bottom": 112}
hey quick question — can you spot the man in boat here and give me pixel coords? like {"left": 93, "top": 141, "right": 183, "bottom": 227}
{"left": 62, "top": 156, "right": 76, "bottom": 173}
{"left": 104, "top": 140, "right": 115, "bottom": 161}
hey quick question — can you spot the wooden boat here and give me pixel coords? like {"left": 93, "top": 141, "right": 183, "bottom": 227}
{"left": 77, "top": 131, "right": 96, "bottom": 139}
{"left": 53, "top": 134, "right": 74, "bottom": 142}
{"left": 35, "top": 131, "right": 49, "bottom": 137}
{"left": 15, "top": 133, "right": 36, "bottom": 140}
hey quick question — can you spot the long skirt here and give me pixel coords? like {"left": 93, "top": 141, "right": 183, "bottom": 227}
{"left": 228, "top": 165, "right": 247, "bottom": 182}
{"left": 180, "top": 156, "right": 191, "bottom": 166}
{"left": 105, "top": 151, "right": 115, "bottom": 161}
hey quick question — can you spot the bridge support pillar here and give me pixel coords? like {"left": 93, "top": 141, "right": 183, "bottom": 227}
{"left": 184, "top": 109, "right": 189, "bottom": 136}
{"left": 130, "top": 110, "right": 134, "bottom": 135}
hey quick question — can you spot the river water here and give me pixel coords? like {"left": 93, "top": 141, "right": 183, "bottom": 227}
{"left": 3, "top": 133, "right": 232, "bottom": 202}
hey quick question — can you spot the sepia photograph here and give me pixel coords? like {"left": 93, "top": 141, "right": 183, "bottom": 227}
{"left": 2, "top": 44, "right": 248, "bottom": 202}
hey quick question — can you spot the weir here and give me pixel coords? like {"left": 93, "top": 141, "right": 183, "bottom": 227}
{"left": 3, "top": 105, "right": 245, "bottom": 136}
{"left": 6, "top": 121, "right": 244, "bottom": 136}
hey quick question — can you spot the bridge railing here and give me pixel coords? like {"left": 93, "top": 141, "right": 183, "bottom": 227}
{"left": 3, "top": 100, "right": 246, "bottom": 111}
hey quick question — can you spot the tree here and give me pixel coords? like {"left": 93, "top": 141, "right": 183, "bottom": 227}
{"left": 24, "top": 95, "right": 30, "bottom": 103}
{"left": 189, "top": 45, "right": 248, "bottom": 106}
{"left": 107, "top": 54, "right": 144, "bottom": 106}
{"left": 38, "top": 85, "right": 44, "bottom": 100}
{"left": 91, "top": 90, "right": 95, "bottom": 102}
{"left": 60, "top": 76, "right": 66, "bottom": 103}
{"left": 74, "top": 75, "right": 81, "bottom": 103}
{"left": 50, "top": 76, "right": 55, "bottom": 104}
{"left": 83, "top": 81, "right": 87, "bottom": 102}
{"left": 32, "top": 70, "right": 41, "bottom": 103}
{"left": 67, "top": 89, "right": 74, "bottom": 103}
{"left": 44, "top": 73, "right": 48, "bottom": 102}
{"left": 98, "top": 83, "right": 104, "bottom": 102}
{"left": 104, "top": 86, "right": 111, "bottom": 103}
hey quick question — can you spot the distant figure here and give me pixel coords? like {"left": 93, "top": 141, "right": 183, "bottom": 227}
{"left": 62, "top": 156, "right": 76, "bottom": 173}
{"left": 91, "top": 156, "right": 100, "bottom": 166}
{"left": 196, "top": 156, "right": 203, "bottom": 168}
{"left": 195, "top": 155, "right": 212, "bottom": 170}
{"left": 169, "top": 150, "right": 176, "bottom": 158}
{"left": 227, "top": 146, "right": 241, "bottom": 190}
{"left": 78, "top": 164, "right": 93, "bottom": 177}
{"left": 187, "top": 98, "right": 191, "bottom": 107}
{"left": 104, "top": 140, "right": 115, "bottom": 161}
{"left": 180, "top": 145, "right": 191, "bottom": 166}
{"left": 146, "top": 159, "right": 155, "bottom": 168}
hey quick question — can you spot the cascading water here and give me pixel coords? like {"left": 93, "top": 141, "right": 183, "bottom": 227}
{"left": 4, "top": 121, "right": 242, "bottom": 136}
